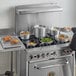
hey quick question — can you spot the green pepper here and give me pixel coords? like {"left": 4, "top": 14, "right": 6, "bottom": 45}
{"left": 41, "top": 38, "right": 53, "bottom": 42}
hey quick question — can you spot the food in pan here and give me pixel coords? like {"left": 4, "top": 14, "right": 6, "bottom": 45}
{"left": 40, "top": 37, "right": 53, "bottom": 43}
{"left": 58, "top": 34, "right": 69, "bottom": 42}
{"left": 27, "top": 41, "right": 37, "bottom": 46}
{"left": 58, "top": 34, "right": 65, "bottom": 40}
{"left": 3, "top": 35, "right": 12, "bottom": 42}
{"left": 25, "top": 31, "right": 30, "bottom": 34}
{"left": 20, "top": 31, "right": 30, "bottom": 36}
{"left": 59, "top": 27, "right": 72, "bottom": 32}
{"left": 10, "top": 38, "right": 19, "bottom": 44}
{"left": 20, "top": 31, "right": 30, "bottom": 39}
{"left": 64, "top": 27, "right": 72, "bottom": 31}
{"left": 20, "top": 31, "right": 25, "bottom": 36}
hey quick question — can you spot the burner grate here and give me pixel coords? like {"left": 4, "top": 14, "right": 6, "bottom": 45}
{"left": 19, "top": 35, "right": 70, "bottom": 49}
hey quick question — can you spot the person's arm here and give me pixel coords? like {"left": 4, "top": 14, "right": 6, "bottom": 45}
{"left": 71, "top": 27, "right": 76, "bottom": 33}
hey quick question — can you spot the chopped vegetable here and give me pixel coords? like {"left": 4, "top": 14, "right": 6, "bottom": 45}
{"left": 40, "top": 37, "right": 53, "bottom": 43}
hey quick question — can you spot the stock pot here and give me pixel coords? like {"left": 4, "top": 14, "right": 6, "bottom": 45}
{"left": 34, "top": 25, "right": 46, "bottom": 38}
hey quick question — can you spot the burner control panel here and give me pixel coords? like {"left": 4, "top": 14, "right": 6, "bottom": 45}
{"left": 27, "top": 47, "right": 72, "bottom": 61}
{"left": 28, "top": 51, "right": 58, "bottom": 61}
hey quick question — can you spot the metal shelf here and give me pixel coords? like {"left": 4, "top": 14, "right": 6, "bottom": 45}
{"left": 16, "top": 3, "right": 63, "bottom": 15}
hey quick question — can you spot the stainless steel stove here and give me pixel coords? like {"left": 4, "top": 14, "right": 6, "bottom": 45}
{"left": 16, "top": 44, "right": 75, "bottom": 76}
{"left": 15, "top": 3, "right": 75, "bottom": 76}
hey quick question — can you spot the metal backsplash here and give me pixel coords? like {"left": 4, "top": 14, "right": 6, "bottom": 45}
{"left": 15, "top": 3, "right": 63, "bottom": 35}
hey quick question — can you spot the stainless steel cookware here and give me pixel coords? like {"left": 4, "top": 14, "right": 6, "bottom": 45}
{"left": 34, "top": 25, "right": 46, "bottom": 38}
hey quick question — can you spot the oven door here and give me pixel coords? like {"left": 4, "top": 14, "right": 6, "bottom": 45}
{"left": 29, "top": 57, "right": 72, "bottom": 76}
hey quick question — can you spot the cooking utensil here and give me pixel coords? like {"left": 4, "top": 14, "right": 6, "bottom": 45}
{"left": 33, "top": 25, "right": 40, "bottom": 38}
{"left": 48, "top": 27, "right": 60, "bottom": 37}
{"left": 20, "top": 31, "right": 30, "bottom": 39}
{"left": 33, "top": 25, "right": 46, "bottom": 38}
{"left": 55, "top": 34, "right": 70, "bottom": 43}
{"left": 39, "top": 25, "right": 46, "bottom": 38}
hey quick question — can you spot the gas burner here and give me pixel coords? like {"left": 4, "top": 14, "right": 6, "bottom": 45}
{"left": 19, "top": 35, "right": 70, "bottom": 49}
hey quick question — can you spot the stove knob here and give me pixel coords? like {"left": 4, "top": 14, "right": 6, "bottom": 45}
{"left": 41, "top": 53, "right": 45, "bottom": 58}
{"left": 46, "top": 53, "right": 49, "bottom": 56}
{"left": 51, "top": 52, "right": 56, "bottom": 55}
{"left": 29, "top": 55, "right": 33, "bottom": 60}
{"left": 37, "top": 54, "right": 40, "bottom": 58}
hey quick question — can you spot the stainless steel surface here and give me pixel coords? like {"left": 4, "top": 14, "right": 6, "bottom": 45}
{"left": 15, "top": 3, "right": 63, "bottom": 35}
{"left": 0, "top": 28, "right": 15, "bottom": 36}
{"left": 11, "top": 51, "right": 13, "bottom": 76}
{"left": 34, "top": 61, "right": 69, "bottom": 70}
{"left": 15, "top": 3, "right": 75, "bottom": 76}
{"left": 28, "top": 51, "right": 75, "bottom": 76}
{"left": 16, "top": 3, "right": 63, "bottom": 15}
{"left": 33, "top": 25, "right": 46, "bottom": 38}
{"left": 33, "top": 25, "right": 39, "bottom": 38}
{"left": 17, "top": 46, "right": 75, "bottom": 76}
{"left": 16, "top": 7, "right": 63, "bottom": 14}
{"left": 29, "top": 53, "right": 72, "bottom": 63}
{"left": 39, "top": 25, "right": 46, "bottom": 38}
{"left": 0, "top": 29, "right": 25, "bottom": 76}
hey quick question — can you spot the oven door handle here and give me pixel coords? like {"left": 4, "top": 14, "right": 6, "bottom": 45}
{"left": 34, "top": 61, "right": 69, "bottom": 70}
